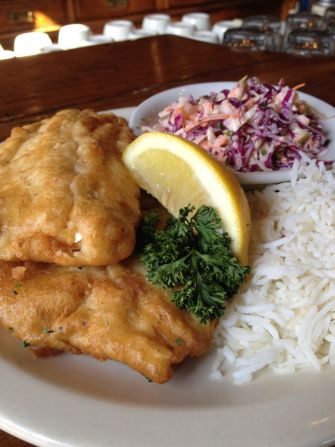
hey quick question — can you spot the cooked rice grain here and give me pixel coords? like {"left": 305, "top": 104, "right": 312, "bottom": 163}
{"left": 213, "top": 161, "right": 335, "bottom": 384}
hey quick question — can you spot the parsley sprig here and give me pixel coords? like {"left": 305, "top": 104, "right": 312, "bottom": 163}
{"left": 139, "top": 205, "right": 250, "bottom": 323}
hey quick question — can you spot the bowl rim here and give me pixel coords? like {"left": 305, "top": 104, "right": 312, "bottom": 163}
{"left": 129, "top": 81, "right": 335, "bottom": 186}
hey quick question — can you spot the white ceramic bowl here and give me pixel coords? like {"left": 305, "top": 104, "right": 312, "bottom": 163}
{"left": 40, "top": 44, "right": 63, "bottom": 53}
{"left": 166, "top": 22, "right": 194, "bottom": 38}
{"left": 14, "top": 32, "right": 53, "bottom": 56}
{"left": 129, "top": 29, "right": 156, "bottom": 40}
{"left": 129, "top": 82, "right": 335, "bottom": 186}
{"left": 182, "top": 12, "right": 211, "bottom": 31}
{"left": 142, "top": 13, "right": 171, "bottom": 34}
{"left": 193, "top": 30, "right": 219, "bottom": 43}
{"left": 58, "top": 24, "right": 92, "bottom": 49}
{"left": 103, "top": 20, "right": 134, "bottom": 41}
{"left": 87, "top": 34, "right": 114, "bottom": 45}
{"left": 0, "top": 49, "right": 15, "bottom": 59}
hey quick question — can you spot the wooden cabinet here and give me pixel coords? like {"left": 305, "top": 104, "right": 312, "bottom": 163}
{"left": 74, "top": 0, "right": 155, "bottom": 22}
{"left": 0, "top": 0, "right": 291, "bottom": 48}
{"left": 169, "top": 0, "right": 218, "bottom": 8}
{"left": 167, "top": 0, "right": 220, "bottom": 6}
{"left": 0, "top": 0, "right": 69, "bottom": 34}
{"left": 159, "top": 0, "right": 285, "bottom": 23}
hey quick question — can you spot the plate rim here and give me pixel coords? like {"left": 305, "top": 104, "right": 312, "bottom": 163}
{"left": 1, "top": 102, "right": 335, "bottom": 447}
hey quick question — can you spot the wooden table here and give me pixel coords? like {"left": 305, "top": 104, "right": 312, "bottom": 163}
{"left": 0, "top": 35, "right": 334, "bottom": 447}
{"left": 1, "top": 34, "right": 335, "bottom": 140}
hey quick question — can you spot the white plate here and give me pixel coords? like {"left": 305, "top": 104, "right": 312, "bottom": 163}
{"left": 2, "top": 320, "right": 335, "bottom": 447}
{"left": 1, "top": 107, "right": 335, "bottom": 447}
{"left": 129, "top": 82, "right": 335, "bottom": 186}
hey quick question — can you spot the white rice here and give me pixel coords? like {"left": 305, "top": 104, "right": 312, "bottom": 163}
{"left": 213, "top": 160, "right": 335, "bottom": 384}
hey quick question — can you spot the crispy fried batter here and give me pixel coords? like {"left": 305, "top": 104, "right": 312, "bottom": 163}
{"left": 0, "top": 260, "right": 215, "bottom": 383}
{"left": 0, "top": 109, "right": 140, "bottom": 266}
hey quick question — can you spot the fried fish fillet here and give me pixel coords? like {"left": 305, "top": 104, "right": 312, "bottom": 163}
{"left": 0, "top": 109, "right": 140, "bottom": 266}
{"left": 0, "top": 260, "right": 215, "bottom": 383}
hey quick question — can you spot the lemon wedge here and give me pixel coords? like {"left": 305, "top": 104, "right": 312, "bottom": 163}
{"left": 123, "top": 132, "right": 250, "bottom": 264}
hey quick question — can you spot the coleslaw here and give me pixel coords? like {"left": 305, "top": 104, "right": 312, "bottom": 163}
{"left": 143, "top": 77, "right": 329, "bottom": 172}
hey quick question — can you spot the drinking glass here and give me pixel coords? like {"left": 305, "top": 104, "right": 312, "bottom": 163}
{"left": 286, "top": 29, "right": 334, "bottom": 55}
{"left": 322, "top": 19, "right": 335, "bottom": 50}
{"left": 243, "top": 15, "right": 281, "bottom": 32}
{"left": 283, "top": 12, "right": 326, "bottom": 50}
{"left": 224, "top": 27, "right": 277, "bottom": 51}
{"left": 285, "top": 12, "right": 325, "bottom": 33}
{"left": 212, "top": 20, "right": 242, "bottom": 43}
{"left": 242, "top": 15, "right": 282, "bottom": 50}
{"left": 325, "top": 6, "right": 335, "bottom": 21}
{"left": 327, "top": 18, "right": 335, "bottom": 32}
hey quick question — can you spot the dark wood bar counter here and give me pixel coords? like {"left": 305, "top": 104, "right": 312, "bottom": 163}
{"left": 1, "top": 34, "right": 335, "bottom": 141}
{"left": 0, "top": 35, "right": 334, "bottom": 447}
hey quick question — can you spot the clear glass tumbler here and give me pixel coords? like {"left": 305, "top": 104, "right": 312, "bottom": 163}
{"left": 325, "top": 6, "right": 335, "bottom": 21}
{"left": 243, "top": 15, "right": 281, "bottom": 32}
{"left": 283, "top": 12, "right": 326, "bottom": 50}
{"left": 224, "top": 27, "right": 277, "bottom": 51}
{"left": 212, "top": 20, "right": 242, "bottom": 43}
{"left": 285, "top": 12, "right": 326, "bottom": 32}
{"left": 242, "top": 15, "right": 282, "bottom": 50}
{"left": 286, "top": 28, "right": 334, "bottom": 56}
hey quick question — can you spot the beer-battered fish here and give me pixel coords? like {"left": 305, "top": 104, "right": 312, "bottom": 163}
{"left": 0, "top": 109, "right": 140, "bottom": 266}
{"left": 0, "top": 260, "right": 215, "bottom": 383}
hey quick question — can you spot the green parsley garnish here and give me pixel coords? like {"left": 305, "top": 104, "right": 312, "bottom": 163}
{"left": 139, "top": 205, "right": 250, "bottom": 324}
{"left": 175, "top": 337, "right": 184, "bottom": 346}
{"left": 42, "top": 328, "right": 55, "bottom": 334}
{"left": 22, "top": 340, "right": 30, "bottom": 348}
{"left": 12, "top": 281, "right": 22, "bottom": 295}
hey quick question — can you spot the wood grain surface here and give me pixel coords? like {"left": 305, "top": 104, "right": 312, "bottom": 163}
{"left": 0, "top": 431, "right": 33, "bottom": 447}
{"left": 0, "top": 34, "right": 334, "bottom": 446}
{"left": 1, "top": 35, "right": 334, "bottom": 141}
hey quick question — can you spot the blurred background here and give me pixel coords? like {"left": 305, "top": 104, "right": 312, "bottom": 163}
{"left": 0, "top": 0, "right": 334, "bottom": 57}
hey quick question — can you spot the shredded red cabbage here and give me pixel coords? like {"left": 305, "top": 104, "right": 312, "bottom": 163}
{"left": 142, "top": 77, "right": 329, "bottom": 172}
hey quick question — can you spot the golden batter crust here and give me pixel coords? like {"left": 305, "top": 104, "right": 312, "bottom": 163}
{"left": 0, "top": 109, "right": 140, "bottom": 266}
{"left": 0, "top": 260, "right": 215, "bottom": 383}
